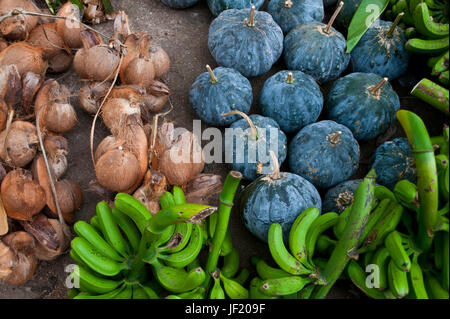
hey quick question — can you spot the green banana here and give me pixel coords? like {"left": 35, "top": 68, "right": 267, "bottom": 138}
{"left": 67, "top": 288, "right": 80, "bottom": 299}
{"left": 112, "top": 284, "right": 133, "bottom": 299}
{"left": 158, "top": 223, "right": 203, "bottom": 269}
{"left": 268, "top": 223, "right": 313, "bottom": 276}
{"left": 140, "top": 284, "right": 160, "bottom": 299}
{"left": 413, "top": 3, "right": 449, "bottom": 39}
{"left": 437, "top": 156, "right": 449, "bottom": 200}
{"left": 220, "top": 272, "right": 249, "bottom": 299}
{"left": 405, "top": 37, "right": 449, "bottom": 54}
{"left": 434, "top": 231, "right": 444, "bottom": 270}
{"left": 409, "top": 254, "right": 429, "bottom": 299}
{"left": 259, "top": 276, "right": 312, "bottom": 297}
{"left": 432, "top": 51, "right": 449, "bottom": 76}
{"left": 90, "top": 215, "right": 103, "bottom": 234}
{"left": 249, "top": 277, "right": 278, "bottom": 299}
{"left": 251, "top": 256, "right": 291, "bottom": 280}
{"left": 209, "top": 271, "right": 225, "bottom": 299}
{"left": 315, "top": 234, "right": 337, "bottom": 254}
{"left": 440, "top": 70, "right": 449, "bottom": 84}
{"left": 360, "top": 201, "right": 404, "bottom": 253}
{"left": 425, "top": 273, "right": 449, "bottom": 299}
{"left": 392, "top": 0, "right": 415, "bottom": 25}
{"left": 72, "top": 265, "right": 123, "bottom": 294}
{"left": 132, "top": 286, "right": 149, "bottom": 299}
{"left": 160, "top": 191, "right": 175, "bottom": 209}
{"left": 370, "top": 247, "right": 390, "bottom": 291}
{"left": 154, "top": 224, "right": 176, "bottom": 248}
{"left": 288, "top": 207, "right": 320, "bottom": 268}
{"left": 70, "top": 248, "right": 91, "bottom": 270}
{"left": 359, "top": 199, "right": 393, "bottom": 246}
{"left": 208, "top": 211, "right": 218, "bottom": 238}
{"left": 114, "top": 193, "right": 152, "bottom": 234}
{"left": 74, "top": 220, "right": 124, "bottom": 262}
{"left": 73, "top": 284, "right": 126, "bottom": 299}
{"left": 333, "top": 205, "right": 351, "bottom": 239}
{"left": 234, "top": 268, "right": 250, "bottom": 286}
{"left": 172, "top": 186, "right": 186, "bottom": 205}
{"left": 186, "top": 258, "right": 201, "bottom": 272}
{"left": 388, "top": 259, "right": 409, "bottom": 298}
{"left": 151, "top": 260, "right": 205, "bottom": 294}
{"left": 169, "top": 287, "right": 205, "bottom": 299}
{"left": 347, "top": 260, "right": 386, "bottom": 299}
{"left": 393, "top": 180, "right": 419, "bottom": 212}
{"left": 405, "top": 27, "right": 417, "bottom": 38}
{"left": 221, "top": 247, "right": 240, "bottom": 278}
{"left": 111, "top": 208, "right": 141, "bottom": 253}
{"left": 305, "top": 212, "right": 338, "bottom": 264}
{"left": 297, "top": 283, "right": 315, "bottom": 299}
{"left": 70, "top": 237, "right": 124, "bottom": 277}
{"left": 220, "top": 230, "right": 233, "bottom": 256}
{"left": 159, "top": 222, "right": 193, "bottom": 253}
{"left": 374, "top": 185, "right": 397, "bottom": 203}
{"left": 96, "top": 201, "right": 130, "bottom": 257}
{"left": 384, "top": 231, "right": 412, "bottom": 272}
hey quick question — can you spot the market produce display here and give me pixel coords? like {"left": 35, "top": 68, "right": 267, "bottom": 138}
{"left": 1, "top": 0, "right": 449, "bottom": 301}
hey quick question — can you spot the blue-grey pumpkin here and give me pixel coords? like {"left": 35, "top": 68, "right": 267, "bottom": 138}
{"left": 160, "top": 0, "right": 200, "bottom": 9}
{"left": 371, "top": 138, "right": 416, "bottom": 190}
{"left": 335, "top": 0, "right": 361, "bottom": 30}
{"left": 239, "top": 170, "right": 322, "bottom": 243}
{"left": 224, "top": 114, "right": 288, "bottom": 181}
{"left": 283, "top": 22, "right": 350, "bottom": 84}
{"left": 322, "top": 179, "right": 363, "bottom": 214}
{"left": 326, "top": 73, "right": 401, "bottom": 141}
{"left": 208, "top": 8, "right": 284, "bottom": 78}
{"left": 266, "top": 0, "right": 324, "bottom": 34}
{"left": 350, "top": 20, "right": 410, "bottom": 80}
{"left": 288, "top": 120, "right": 360, "bottom": 189}
{"left": 207, "top": 0, "right": 265, "bottom": 16}
{"left": 189, "top": 66, "right": 252, "bottom": 126}
{"left": 259, "top": 70, "right": 323, "bottom": 134}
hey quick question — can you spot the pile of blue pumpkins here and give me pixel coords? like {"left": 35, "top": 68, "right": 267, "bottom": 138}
{"left": 160, "top": 0, "right": 415, "bottom": 243}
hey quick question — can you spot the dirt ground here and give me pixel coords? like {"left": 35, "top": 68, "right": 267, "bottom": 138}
{"left": 0, "top": 0, "right": 447, "bottom": 299}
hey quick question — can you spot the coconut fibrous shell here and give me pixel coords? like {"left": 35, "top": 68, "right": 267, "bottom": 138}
{"left": 101, "top": 97, "right": 141, "bottom": 136}
{"left": 0, "top": 42, "right": 47, "bottom": 78}
{"left": 55, "top": 2, "right": 84, "bottom": 49}
{"left": 78, "top": 81, "right": 110, "bottom": 115}
{"left": 20, "top": 214, "right": 66, "bottom": 261}
{"left": 133, "top": 169, "right": 168, "bottom": 215}
{"left": 21, "top": 71, "right": 42, "bottom": 115}
{"left": 0, "top": 0, "right": 41, "bottom": 41}
{"left": 159, "top": 128, "right": 205, "bottom": 186}
{"left": 0, "top": 99, "right": 8, "bottom": 132}
{"left": 0, "top": 64, "right": 22, "bottom": 109}
{"left": 28, "top": 23, "right": 67, "bottom": 60}
{"left": 48, "top": 50, "right": 72, "bottom": 74}
{"left": 185, "top": 174, "right": 223, "bottom": 205}
{"left": 0, "top": 120, "right": 39, "bottom": 168}
{"left": 0, "top": 231, "right": 37, "bottom": 285}
{"left": 0, "top": 169, "right": 46, "bottom": 221}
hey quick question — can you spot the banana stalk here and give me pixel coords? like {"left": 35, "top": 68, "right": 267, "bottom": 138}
{"left": 202, "top": 171, "right": 243, "bottom": 295}
{"left": 312, "top": 169, "right": 376, "bottom": 299}
{"left": 397, "top": 110, "right": 439, "bottom": 252}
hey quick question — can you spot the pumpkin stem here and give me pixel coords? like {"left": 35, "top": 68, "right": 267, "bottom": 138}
{"left": 328, "top": 131, "right": 342, "bottom": 145}
{"left": 286, "top": 72, "right": 295, "bottom": 84}
{"left": 324, "top": 1, "right": 344, "bottom": 34}
{"left": 370, "top": 77, "right": 389, "bottom": 95}
{"left": 387, "top": 12, "right": 404, "bottom": 38}
{"left": 284, "top": 0, "right": 293, "bottom": 8}
{"left": 246, "top": 5, "right": 256, "bottom": 27}
{"left": 267, "top": 150, "right": 281, "bottom": 179}
{"left": 206, "top": 65, "right": 218, "bottom": 84}
{"left": 221, "top": 110, "right": 258, "bottom": 139}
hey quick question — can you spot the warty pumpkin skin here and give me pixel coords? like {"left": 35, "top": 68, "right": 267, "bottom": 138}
{"left": 283, "top": 22, "right": 350, "bottom": 84}
{"left": 267, "top": 0, "right": 325, "bottom": 34}
{"left": 189, "top": 66, "right": 252, "bottom": 126}
{"left": 225, "top": 114, "right": 288, "bottom": 181}
{"left": 322, "top": 179, "right": 363, "bottom": 214}
{"left": 239, "top": 172, "right": 322, "bottom": 243}
{"left": 370, "top": 138, "right": 417, "bottom": 190}
{"left": 288, "top": 120, "right": 360, "bottom": 189}
{"left": 259, "top": 70, "right": 323, "bottom": 134}
{"left": 208, "top": 8, "right": 284, "bottom": 78}
{"left": 326, "top": 72, "right": 401, "bottom": 141}
{"left": 350, "top": 20, "right": 410, "bottom": 80}
{"left": 160, "top": 0, "right": 200, "bottom": 8}
{"left": 207, "top": 0, "right": 265, "bottom": 17}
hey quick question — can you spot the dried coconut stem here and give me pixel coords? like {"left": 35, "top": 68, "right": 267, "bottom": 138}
{"left": 324, "top": 1, "right": 344, "bottom": 34}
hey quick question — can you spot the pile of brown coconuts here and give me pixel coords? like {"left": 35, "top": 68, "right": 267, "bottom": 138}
{"left": 0, "top": 1, "right": 222, "bottom": 286}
